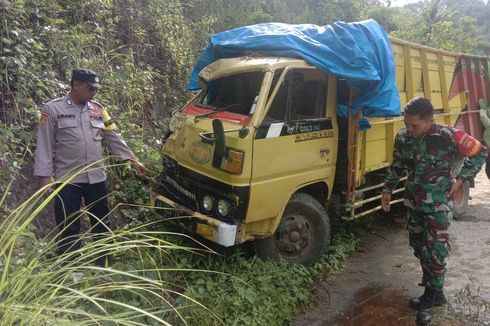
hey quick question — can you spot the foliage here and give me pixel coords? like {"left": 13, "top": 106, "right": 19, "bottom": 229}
{"left": 174, "top": 230, "right": 358, "bottom": 325}
{"left": 391, "top": 0, "right": 485, "bottom": 53}
{"left": 0, "top": 164, "right": 359, "bottom": 324}
{"left": 0, "top": 173, "right": 218, "bottom": 325}
{"left": 445, "top": 0, "right": 490, "bottom": 52}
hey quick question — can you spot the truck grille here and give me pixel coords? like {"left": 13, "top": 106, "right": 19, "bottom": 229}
{"left": 158, "top": 155, "right": 245, "bottom": 222}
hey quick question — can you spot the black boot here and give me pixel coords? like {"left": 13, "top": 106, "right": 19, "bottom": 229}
{"left": 416, "top": 309, "right": 433, "bottom": 325}
{"left": 409, "top": 287, "right": 429, "bottom": 310}
{"left": 415, "top": 288, "right": 434, "bottom": 325}
{"left": 415, "top": 288, "right": 447, "bottom": 325}
{"left": 410, "top": 287, "right": 447, "bottom": 310}
{"left": 433, "top": 289, "right": 447, "bottom": 307}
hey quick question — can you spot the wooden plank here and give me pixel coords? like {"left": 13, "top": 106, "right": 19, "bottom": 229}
{"left": 437, "top": 53, "right": 451, "bottom": 125}
{"left": 403, "top": 45, "right": 414, "bottom": 102}
{"left": 420, "top": 50, "right": 431, "bottom": 100}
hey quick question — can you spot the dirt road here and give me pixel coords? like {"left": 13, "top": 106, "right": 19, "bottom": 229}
{"left": 294, "top": 170, "right": 490, "bottom": 326}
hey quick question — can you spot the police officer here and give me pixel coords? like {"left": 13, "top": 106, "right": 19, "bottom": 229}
{"left": 34, "top": 68, "right": 149, "bottom": 266}
{"left": 381, "top": 97, "right": 487, "bottom": 325}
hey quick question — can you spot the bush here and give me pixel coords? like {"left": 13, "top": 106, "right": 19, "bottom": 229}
{"left": 171, "top": 231, "right": 358, "bottom": 325}
{"left": 0, "top": 176, "right": 217, "bottom": 325}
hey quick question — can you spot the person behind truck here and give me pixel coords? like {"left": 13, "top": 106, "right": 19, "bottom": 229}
{"left": 34, "top": 68, "right": 149, "bottom": 266}
{"left": 380, "top": 97, "right": 486, "bottom": 325}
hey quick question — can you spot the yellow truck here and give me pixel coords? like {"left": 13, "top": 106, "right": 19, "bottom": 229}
{"left": 151, "top": 34, "right": 489, "bottom": 265}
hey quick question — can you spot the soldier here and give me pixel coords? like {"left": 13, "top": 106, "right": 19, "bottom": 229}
{"left": 34, "top": 68, "right": 149, "bottom": 266}
{"left": 380, "top": 97, "right": 487, "bottom": 325}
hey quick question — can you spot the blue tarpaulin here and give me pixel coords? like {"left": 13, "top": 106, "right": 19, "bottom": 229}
{"left": 188, "top": 19, "right": 401, "bottom": 117}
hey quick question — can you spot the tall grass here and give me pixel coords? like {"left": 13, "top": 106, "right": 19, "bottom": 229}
{"left": 0, "top": 164, "right": 220, "bottom": 325}
{"left": 0, "top": 160, "right": 360, "bottom": 325}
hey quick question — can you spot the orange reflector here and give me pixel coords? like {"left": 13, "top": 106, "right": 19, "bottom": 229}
{"left": 196, "top": 223, "right": 214, "bottom": 237}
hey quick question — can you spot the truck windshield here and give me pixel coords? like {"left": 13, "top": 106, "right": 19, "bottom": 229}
{"left": 196, "top": 71, "right": 265, "bottom": 116}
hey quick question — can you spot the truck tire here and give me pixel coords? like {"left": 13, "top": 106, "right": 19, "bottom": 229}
{"left": 453, "top": 180, "right": 469, "bottom": 219}
{"left": 254, "top": 192, "right": 331, "bottom": 266}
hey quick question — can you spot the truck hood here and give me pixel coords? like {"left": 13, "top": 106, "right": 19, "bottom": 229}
{"left": 164, "top": 108, "right": 253, "bottom": 186}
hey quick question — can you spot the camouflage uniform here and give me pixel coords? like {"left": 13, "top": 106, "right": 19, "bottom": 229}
{"left": 383, "top": 122, "right": 487, "bottom": 290}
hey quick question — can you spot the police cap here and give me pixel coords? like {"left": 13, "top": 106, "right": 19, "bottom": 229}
{"left": 71, "top": 68, "right": 101, "bottom": 88}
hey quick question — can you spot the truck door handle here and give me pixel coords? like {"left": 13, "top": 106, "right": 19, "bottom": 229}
{"left": 320, "top": 148, "right": 330, "bottom": 156}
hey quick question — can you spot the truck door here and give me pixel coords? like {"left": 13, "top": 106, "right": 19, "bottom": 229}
{"left": 248, "top": 68, "right": 338, "bottom": 228}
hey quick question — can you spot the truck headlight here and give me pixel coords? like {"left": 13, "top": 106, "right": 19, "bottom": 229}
{"left": 217, "top": 199, "right": 230, "bottom": 217}
{"left": 202, "top": 195, "right": 214, "bottom": 212}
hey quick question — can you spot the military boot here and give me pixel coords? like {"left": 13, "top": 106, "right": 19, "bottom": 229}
{"left": 415, "top": 288, "right": 447, "bottom": 325}
{"left": 409, "top": 286, "right": 429, "bottom": 310}
{"left": 410, "top": 287, "right": 447, "bottom": 310}
{"left": 416, "top": 309, "right": 433, "bottom": 325}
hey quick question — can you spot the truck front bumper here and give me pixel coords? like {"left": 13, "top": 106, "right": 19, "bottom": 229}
{"left": 150, "top": 191, "right": 238, "bottom": 247}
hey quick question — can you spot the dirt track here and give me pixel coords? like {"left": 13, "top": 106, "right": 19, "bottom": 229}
{"left": 294, "top": 169, "right": 490, "bottom": 326}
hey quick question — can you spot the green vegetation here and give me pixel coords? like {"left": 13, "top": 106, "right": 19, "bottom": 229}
{"left": 0, "top": 172, "right": 205, "bottom": 324}
{"left": 0, "top": 173, "right": 358, "bottom": 324}
{"left": 390, "top": 0, "right": 486, "bottom": 53}
{"left": 1, "top": 0, "right": 489, "bottom": 324}
{"left": 176, "top": 231, "right": 357, "bottom": 325}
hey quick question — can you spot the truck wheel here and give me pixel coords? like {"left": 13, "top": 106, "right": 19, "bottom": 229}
{"left": 254, "top": 192, "right": 331, "bottom": 266}
{"left": 453, "top": 180, "right": 469, "bottom": 219}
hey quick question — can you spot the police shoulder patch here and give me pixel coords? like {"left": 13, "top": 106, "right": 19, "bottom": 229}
{"left": 454, "top": 130, "right": 482, "bottom": 156}
{"left": 39, "top": 111, "right": 48, "bottom": 126}
{"left": 89, "top": 101, "right": 103, "bottom": 116}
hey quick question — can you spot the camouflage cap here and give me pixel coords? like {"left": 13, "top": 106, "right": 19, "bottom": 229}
{"left": 71, "top": 68, "right": 101, "bottom": 88}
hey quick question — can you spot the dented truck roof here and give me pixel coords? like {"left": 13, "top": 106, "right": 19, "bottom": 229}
{"left": 198, "top": 56, "right": 310, "bottom": 82}
{"left": 188, "top": 20, "right": 401, "bottom": 117}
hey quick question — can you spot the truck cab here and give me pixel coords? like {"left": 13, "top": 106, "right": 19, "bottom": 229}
{"left": 152, "top": 57, "right": 339, "bottom": 265}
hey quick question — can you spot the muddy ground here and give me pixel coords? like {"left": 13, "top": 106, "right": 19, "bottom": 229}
{"left": 294, "top": 170, "right": 490, "bottom": 326}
